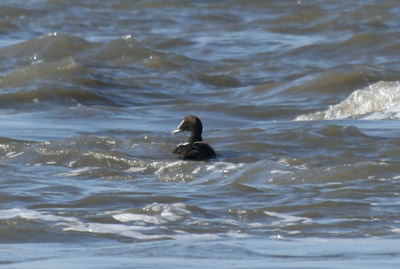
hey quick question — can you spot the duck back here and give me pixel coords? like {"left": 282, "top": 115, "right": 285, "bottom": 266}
{"left": 173, "top": 142, "right": 216, "bottom": 160}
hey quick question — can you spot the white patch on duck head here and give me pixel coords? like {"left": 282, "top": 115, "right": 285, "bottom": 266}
{"left": 171, "top": 119, "right": 185, "bottom": 134}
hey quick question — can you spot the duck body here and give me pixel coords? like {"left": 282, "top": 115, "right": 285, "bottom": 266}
{"left": 172, "top": 115, "right": 216, "bottom": 160}
{"left": 173, "top": 142, "right": 216, "bottom": 160}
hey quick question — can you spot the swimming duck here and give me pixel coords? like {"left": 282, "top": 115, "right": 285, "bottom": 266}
{"left": 172, "top": 115, "right": 216, "bottom": 160}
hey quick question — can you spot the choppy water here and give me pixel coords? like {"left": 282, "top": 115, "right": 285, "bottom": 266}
{"left": 1, "top": 0, "right": 400, "bottom": 268}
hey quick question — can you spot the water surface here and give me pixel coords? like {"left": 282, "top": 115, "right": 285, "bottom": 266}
{"left": 1, "top": 0, "right": 400, "bottom": 268}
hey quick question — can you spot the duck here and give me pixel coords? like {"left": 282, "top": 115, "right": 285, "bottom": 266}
{"left": 171, "top": 115, "right": 216, "bottom": 160}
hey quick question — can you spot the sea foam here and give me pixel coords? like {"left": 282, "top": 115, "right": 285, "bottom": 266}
{"left": 295, "top": 81, "right": 400, "bottom": 121}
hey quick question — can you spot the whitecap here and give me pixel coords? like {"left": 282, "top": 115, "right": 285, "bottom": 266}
{"left": 264, "top": 211, "right": 313, "bottom": 226}
{"left": 159, "top": 203, "right": 191, "bottom": 222}
{"left": 5, "top": 151, "right": 23, "bottom": 158}
{"left": 173, "top": 231, "right": 220, "bottom": 240}
{"left": 124, "top": 167, "right": 147, "bottom": 173}
{"left": 270, "top": 169, "right": 290, "bottom": 175}
{"left": 57, "top": 167, "right": 99, "bottom": 177}
{"left": 113, "top": 213, "right": 166, "bottom": 224}
{"left": 113, "top": 203, "right": 192, "bottom": 225}
{"left": 295, "top": 81, "right": 400, "bottom": 121}
{"left": 192, "top": 167, "right": 202, "bottom": 174}
{"left": 0, "top": 208, "right": 78, "bottom": 223}
{"left": 227, "top": 230, "right": 250, "bottom": 239}
{"left": 62, "top": 223, "right": 164, "bottom": 240}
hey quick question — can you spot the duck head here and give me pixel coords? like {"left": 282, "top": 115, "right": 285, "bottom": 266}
{"left": 172, "top": 115, "right": 203, "bottom": 144}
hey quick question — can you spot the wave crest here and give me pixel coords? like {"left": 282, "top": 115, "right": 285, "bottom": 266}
{"left": 295, "top": 81, "right": 400, "bottom": 120}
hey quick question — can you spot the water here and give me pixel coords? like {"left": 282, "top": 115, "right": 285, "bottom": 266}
{"left": 1, "top": 0, "right": 400, "bottom": 268}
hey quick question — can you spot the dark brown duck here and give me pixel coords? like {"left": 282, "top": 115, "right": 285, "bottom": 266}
{"left": 172, "top": 115, "right": 216, "bottom": 160}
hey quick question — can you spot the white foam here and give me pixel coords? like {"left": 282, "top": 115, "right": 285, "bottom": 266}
{"left": 174, "top": 231, "right": 220, "bottom": 240}
{"left": 270, "top": 169, "right": 290, "bottom": 175}
{"left": 264, "top": 211, "right": 313, "bottom": 225}
{"left": 124, "top": 167, "right": 147, "bottom": 173}
{"left": 157, "top": 203, "right": 190, "bottom": 221}
{"left": 295, "top": 81, "right": 400, "bottom": 121}
{"left": 227, "top": 230, "right": 250, "bottom": 238}
{"left": 68, "top": 160, "right": 77, "bottom": 167}
{"left": 153, "top": 161, "right": 246, "bottom": 183}
{"left": 192, "top": 167, "right": 202, "bottom": 174}
{"left": 0, "top": 208, "right": 169, "bottom": 240}
{"left": 6, "top": 151, "right": 23, "bottom": 158}
{"left": 113, "top": 213, "right": 166, "bottom": 224}
{"left": 57, "top": 167, "right": 99, "bottom": 177}
{"left": 112, "top": 203, "right": 191, "bottom": 226}
{"left": 154, "top": 161, "right": 182, "bottom": 175}
{"left": 63, "top": 223, "right": 164, "bottom": 240}
{"left": 0, "top": 208, "right": 77, "bottom": 223}
{"left": 0, "top": 204, "right": 261, "bottom": 241}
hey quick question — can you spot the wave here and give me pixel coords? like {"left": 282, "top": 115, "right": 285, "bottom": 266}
{"left": 295, "top": 81, "right": 400, "bottom": 120}
{"left": 0, "top": 85, "right": 120, "bottom": 108}
{"left": 0, "top": 55, "right": 123, "bottom": 107}
{"left": 0, "top": 205, "right": 239, "bottom": 241}
{"left": 0, "top": 33, "right": 91, "bottom": 60}
{"left": 0, "top": 33, "right": 189, "bottom": 109}
{"left": 0, "top": 56, "right": 78, "bottom": 88}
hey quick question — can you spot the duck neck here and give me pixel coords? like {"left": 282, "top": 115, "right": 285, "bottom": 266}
{"left": 189, "top": 132, "right": 202, "bottom": 144}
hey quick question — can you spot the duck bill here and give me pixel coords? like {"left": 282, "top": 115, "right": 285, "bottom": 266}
{"left": 171, "top": 128, "right": 183, "bottom": 134}
{"left": 171, "top": 120, "right": 185, "bottom": 134}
